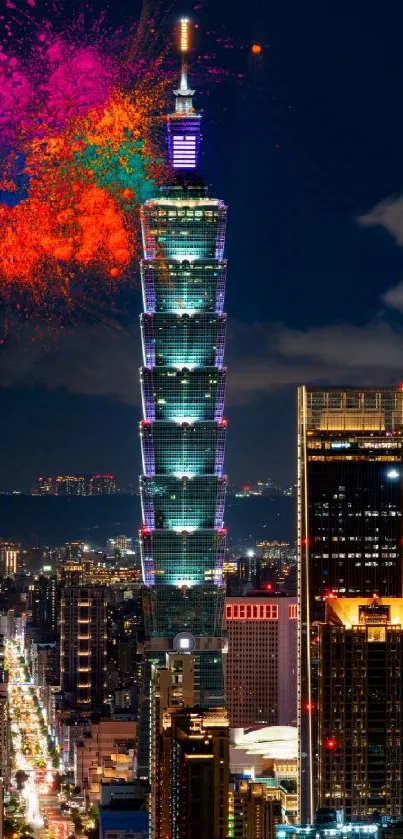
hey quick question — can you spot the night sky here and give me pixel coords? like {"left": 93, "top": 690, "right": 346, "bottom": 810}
{"left": 2, "top": 0, "right": 403, "bottom": 492}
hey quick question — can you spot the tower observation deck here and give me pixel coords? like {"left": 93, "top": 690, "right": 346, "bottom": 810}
{"left": 139, "top": 18, "right": 228, "bottom": 707}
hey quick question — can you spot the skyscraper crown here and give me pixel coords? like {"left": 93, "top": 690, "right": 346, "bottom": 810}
{"left": 167, "top": 18, "right": 202, "bottom": 171}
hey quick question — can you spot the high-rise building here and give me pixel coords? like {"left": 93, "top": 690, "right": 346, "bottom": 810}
{"left": 30, "top": 574, "right": 59, "bottom": 633}
{"left": 0, "top": 541, "right": 21, "bottom": 577}
{"left": 298, "top": 386, "right": 403, "bottom": 821}
{"left": 150, "top": 652, "right": 196, "bottom": 838}
{"left": 138, "top": 18, "right": 228, "bottom": 771}
{"left": 59, "top": 562, "right": 84, "bottom": 587}
{"left": 31, "top": 641, "right": 60, "bottom": 687}
{"left": 318, "top": 595, "right": 403, "bottom": 819}
{"left": 99, "top": 781, "right": 149, "bottom": 839}
{"left": 225, "top": 593, "right": 297, "bottom": 728}
{"left": 157, "top": 704, "right": 229, "bottom": 839}
{"left": 89, "top": 474, "right": 117, "bottom": 495}
{"left": 107, "top": 536, "right": 133, "bottom": 557}
{"left": 60, "top": 586, "right": 107, "bottom": 711}
{"left": 35, "top": 474, "right": 117, "bottom": 495}
{"left": 229, "top": 779, "right": 283, "bottom": 839}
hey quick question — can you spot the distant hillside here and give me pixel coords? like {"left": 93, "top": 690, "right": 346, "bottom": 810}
{"left": 0, "top": 494, "right": 295, "bottom": 549}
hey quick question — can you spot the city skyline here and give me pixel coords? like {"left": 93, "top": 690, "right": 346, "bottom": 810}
{"left": 3, "top": 0, "right": 403, "bottom": 489}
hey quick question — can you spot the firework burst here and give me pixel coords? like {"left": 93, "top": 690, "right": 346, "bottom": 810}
{"left": 0, "top": 0, "right": 172, "bottom": 322}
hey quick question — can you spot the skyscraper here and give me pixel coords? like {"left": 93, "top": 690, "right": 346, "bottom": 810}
{"left": 157, "top": 705, "right": 229, "bottom": 839}
{"left": 298, "top": 386, "right": 403, "bottom": 821}
{"left": 318, "top": 596, "right": 403, "bottom": 820}
{"left": 139, "top": 17, "right": 227, "bottom": 741}
{"left": 60, "top": 586, "right": 107, "bottom": 711}
{"left": 0, "top": 541, "right": 21, "bottom": 577}
{"left": 225, "top": 593, "right": 297, "bottom": 728}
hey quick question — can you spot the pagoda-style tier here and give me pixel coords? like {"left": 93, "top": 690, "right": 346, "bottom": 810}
{"left": 140, "top": 527, "right": 226, "bottom": 590}
{"left": 140, "top": 312, "right": 227, "bottom": 368}
{"left": 142, "top": 584, "right": 225, "bottom": 639}
{"left": 140, "top": 367, "right": 226, "bottom": 422}
{"left": 140, "top": 420, "right": 227, "bottom": 477}
{"left": 140, "top": 198, "right": 227, "bottom": 261}
{"left": 140, "top": 259, "right": 227, "bottom": 314}
{"left": 140, "top": 475, "right": 226, "bottom": 530}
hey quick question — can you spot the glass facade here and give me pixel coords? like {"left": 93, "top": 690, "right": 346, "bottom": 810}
{"left": 141, "top": 258, "right": 226, "bottom": 314}
{"left": 318, "top": 598, "right": 403, "bottom": 820}
{"left": 298, "top": 387, "right": 403, "bottom": 823}
{"left": 139, "top": 55, "right": 227, "bottom": 737}
{"left": 140, "top": 420, "right": 226, "bottom": 477}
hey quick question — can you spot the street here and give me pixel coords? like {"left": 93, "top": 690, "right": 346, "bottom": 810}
{"left": 6, "top": 640, "right": 73, "bottom": 839}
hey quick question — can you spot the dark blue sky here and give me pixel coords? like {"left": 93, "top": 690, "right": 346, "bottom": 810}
{"left": 2, "top": 0, "right": 403, "bottom": 491}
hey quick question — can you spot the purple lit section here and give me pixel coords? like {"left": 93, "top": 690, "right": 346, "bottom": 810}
{"left": 167, "top": 114, "right": 201, "bottom": 170}
{"left": 214, "top": 425, "right": 227, "bottom": 476}
{"left": 214, "top": 481, "right": 226, "bottom": 528}
{"left": 140, "top": 424, "right": 155, "bottom": 476}
{"left": 140, "top": 262, "right": 156, "bottom": 313}
{"left": 215, "top": 262, "right": 227, "bottom": 314}
{"left": 140, "top": 531, "right": 155, "bottom": 586}
{"left": 142, "top": 501, "right": 154, "bottom": 529}
{"left": 141, "top": 369, "right": 155, "bottom": 422}
{"left": 215, "top": 317, "right": 227, "bottom": 367}
{"left": 214, "top": 372, "right": 227, "bottom": 421}
{"left": 140, "top": 316, "right": 155, "bottom": 367}
{"left": 215, "top": 208, "right": 227, "bottom": 260}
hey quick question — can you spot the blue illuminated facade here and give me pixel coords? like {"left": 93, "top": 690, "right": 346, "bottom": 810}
{"left": 139, "top": 39, "right": 227, "bottom": 709}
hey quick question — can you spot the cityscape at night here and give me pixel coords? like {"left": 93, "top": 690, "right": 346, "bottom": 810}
{"left": 2, "top": 1, "right": 403, "bottom": 838}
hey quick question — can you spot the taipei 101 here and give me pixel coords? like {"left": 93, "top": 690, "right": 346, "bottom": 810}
{"left": 1, "top": 1, "right": 403, "bottom": 838}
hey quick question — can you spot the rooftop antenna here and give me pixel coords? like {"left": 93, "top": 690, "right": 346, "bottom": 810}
{"left": 174, "top": 17, "right": 195, "bottom": 110}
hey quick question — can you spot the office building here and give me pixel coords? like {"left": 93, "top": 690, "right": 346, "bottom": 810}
{"left": 36, "top": 475, "right": 87, "bottom": 495}
{"left": 158, "top": 705, "right": 229, "bottom": 839}
{"left": 298, "top": 387, "right": 403, "bottom": 821}
{"left": 318, "top": 595, "right": 403, "bottom": 819}
{"left": 64, "top": 541, "right": 86, "bottom": 562}
{"left": 138, "top": 18, "right": 228, "bottom": 774}
{"left": 0, "top": 541, "right": 21, "bottom": 577}
{"left": 30, "top": 574, "right": 59, "bottom": 633}
{"left": 150, "top": 653, "right": 196, "bottom": 838}
{"left": 75, "top": 717, "right": 136, "bottom": 797}
{"left": 89, "top": 474, "right": 117, "bottom": 495}
{"left": 60, "top": 562, "right": 84, "bottom": 587}
{"left": 107, "top": 536, "right": 134, "bottom": 557}
{"left": 225, "top": 593, "right": 297, "bottom": 727}
{"left": 35, "top": 474, "right": 117, "bottom": 495}
{"left": 60, "top": 586, "right": 107, "bottom": 711}
{"left": 83, "top": 567, "right": 141, "bottom": 588}
{"left": 229, "top": 779, "right": 283, "bottom": 839}
{"left": 99, "top": 781, "right": 148, "bottom": 839}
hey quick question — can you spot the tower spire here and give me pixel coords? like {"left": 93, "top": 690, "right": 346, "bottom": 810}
{"left": 167, "top": 17, "right": 201, "bottom": 170}
{"left": 174, "top": 18, "right": 195, "bottom": 111}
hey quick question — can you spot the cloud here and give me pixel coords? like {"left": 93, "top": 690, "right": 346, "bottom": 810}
{"left": 276, "top": 320, "right": 403, "bottom": 368}
{"left": 358, "top": 194, "right": 403, "bottom": 246}
{"left": 382, "top": 282, "right": 403, "bottom": 313}
{"left": 2, "top": 316, "right": 403, "bottom": 408}
{"left": 0, "top": 322, "right": 140, "bottom": 404}
{"left": 357, "top": 194, "right": 403, "bottom": 314}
